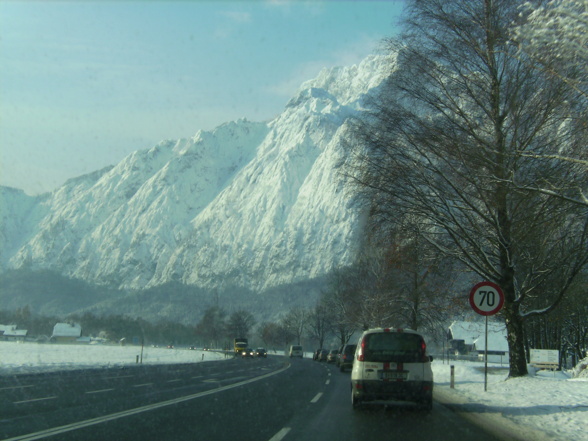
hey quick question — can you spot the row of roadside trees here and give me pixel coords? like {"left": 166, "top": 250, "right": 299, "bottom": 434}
{"left": 342, "top": 0, "right": 587, "bottom": 377}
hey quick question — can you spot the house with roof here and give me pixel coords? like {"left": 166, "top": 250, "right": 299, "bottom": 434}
{"left": 447, "top": 320, "right": 509, "bottom": 362}
{"left": 0, "top": 324, "right": 28, "bottom": 341}
{"left": 51, "top": 323, "right": 82, "bottom": 343}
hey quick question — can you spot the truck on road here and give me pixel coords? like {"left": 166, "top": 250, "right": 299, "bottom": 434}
{"left": 234, "top": 337, "right": 248, "bottom": 355}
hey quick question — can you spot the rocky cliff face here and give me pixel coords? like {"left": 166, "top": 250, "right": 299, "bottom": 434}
{"left": 1, "top": 55, "right": 394, "bottom": 300}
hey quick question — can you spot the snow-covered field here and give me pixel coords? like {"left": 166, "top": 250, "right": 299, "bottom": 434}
{"left": 433, "top": 359, "right": 588, "bottom": 441}
{"left": 0, "top": 341, "right": 226, "bottom": 375}
{"left": 1, "top": 342, "right": 586, "bottom": 440}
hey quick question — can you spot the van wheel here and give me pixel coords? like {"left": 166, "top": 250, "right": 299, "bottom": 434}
{"left": 419, "top": 398, "right": 433, "bottom": 411}
{"left": 351, "top": 391, "right": 361, "bottom": 409}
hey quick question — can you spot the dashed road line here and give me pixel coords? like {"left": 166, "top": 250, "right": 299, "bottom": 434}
{"left": 0, "top": 385, "right": 33, "bottom": 391}
{"left": 14, "top": 396, "right": 57, "bottom": 404}
{"left": 310, "top": 392, "right": 323, "bottom": 403}
{"left": 132, "top": 383, "right": 153, "bottom": 388}
{"left": 3, "top": 363, "right": 291, "bottom": 441}
{"left": 85, "top": 388, "right": 115, "bottom": 395}
{"left": 268, "top": 427, "right": 291, "bottom": 441}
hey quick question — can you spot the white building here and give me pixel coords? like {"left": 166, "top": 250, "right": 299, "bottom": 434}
{"left": 448, "top": 320, "right": 509, "bottom": 362}
{"left": 0, "top": 324, "right": 28, "bottom": 341}
{"left": 51, "top": 323, "right": 82, "bottom": 343}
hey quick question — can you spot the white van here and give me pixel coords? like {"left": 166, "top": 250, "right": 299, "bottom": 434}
{"left": 351, "top": 328, "right": 433, "bottom": 410}
{"left": 289, "top": 345, "right": 303, "bottom": 358}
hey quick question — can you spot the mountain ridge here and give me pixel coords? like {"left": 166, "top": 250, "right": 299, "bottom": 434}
{"left": 0, "top": 54, "right": 394, "bottom": 319}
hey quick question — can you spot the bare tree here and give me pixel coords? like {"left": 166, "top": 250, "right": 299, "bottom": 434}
{"left": 511, "top": 0, "right": 588, "bottom": 205}
{"left": 195, "top": 306, "right": 226, "bottom": 348}
{"left": 513, "top": 0, "right": 588, "bottom": 100}
{"left": 306, "top": 301, "right": 332, "bottom": 350}
{"left": 281, "top": 307, "right": 308, "bottom": 345}
{"left": 319, "top": 269, "right": 360, "bottom": 344}
{"left": 258, "top": 321, "right": 293, "bottom": 350}
{"left": 346, "top": 0, "right": 588, "bottom": 377}
{"left": 525, "top": 272, "right": 588, "bottom": 367}
{"left": 225, "top": 309, "right": 255, "bottom": 340}
{"left": 335, "top": 222, "right": 462, "bottom": 334}
{"left": 377, "top": 223, "right": 462, "bottom": 333}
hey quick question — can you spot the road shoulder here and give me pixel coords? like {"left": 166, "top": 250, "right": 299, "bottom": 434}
{"left": 434, "top": 385, "right": 555, "bottom": 441}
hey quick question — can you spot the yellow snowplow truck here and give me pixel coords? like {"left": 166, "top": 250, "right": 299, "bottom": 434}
{"left": 234, "top": 338, "right": 248, "bottom": 355}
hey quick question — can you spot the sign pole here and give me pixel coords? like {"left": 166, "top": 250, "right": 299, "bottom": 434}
{"left": 484, "top": 316, "right": 488, "bottom": 392}
{"left": 469, "top": 281, "right": 505, "bottom": 392}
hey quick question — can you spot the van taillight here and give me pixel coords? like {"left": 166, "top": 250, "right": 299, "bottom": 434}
{"left": 421, "top": 339, "right": 428, "bottom": 361}
{"left": 358, "top": 336, "right": 367, "bottom": 361}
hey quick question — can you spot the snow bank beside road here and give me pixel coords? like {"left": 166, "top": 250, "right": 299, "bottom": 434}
{"left": 0, "top": 341, "right": 225, "bottom": 375}
{"left": 432, "top": 360, "right": 588, "bottom": 441}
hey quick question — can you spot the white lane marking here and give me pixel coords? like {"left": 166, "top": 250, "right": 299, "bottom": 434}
{"left": 191, "top": 375, "right": 204, "bottom": 379}
{"left": 3, "top": 363, "right": 291, "bottom": 441}
{"left": 132, "top": 383, "right": 153, "bottom": 388}
{"left": 325, "top": 379, "right": 330, "bottom": 385}
{"left": 85, "top": 388, "right": 115, "bottom": 395}
{"left": 0, "top": 385, "right": 34, "bottom": 391}
{"left": 268, "top": 427, "right": 291, "bottom": 441}
{"left": 166, "top": 379, "right": 182, "bottom": 383}
{"left": 14, "top": 396, "right": 57, "bottom": 404}
{"left": 310, "top": 392, "right": 323, "bottom": 403}
{"left": 225, "top": 376, "right": 248, "bottom": 382}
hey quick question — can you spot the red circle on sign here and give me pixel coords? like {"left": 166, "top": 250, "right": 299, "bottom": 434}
{"left": 469, "top": 281, "right": 504, "bottom": 316}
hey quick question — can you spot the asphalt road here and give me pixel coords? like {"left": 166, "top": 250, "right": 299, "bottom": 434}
{"left": 0, "top": 355, "right": 505, "bottom": 441}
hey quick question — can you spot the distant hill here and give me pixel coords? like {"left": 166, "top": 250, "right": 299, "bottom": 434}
{"left": 0, "top": 55, "right": 395, "bottom": 321}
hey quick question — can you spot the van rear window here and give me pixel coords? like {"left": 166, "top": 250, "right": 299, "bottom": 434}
{"left": 363, "top": 333, "right": 425, "bottom": 363}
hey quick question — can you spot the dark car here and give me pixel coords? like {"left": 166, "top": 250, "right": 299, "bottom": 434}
{"left": 317, "top": 349, "right": 329, "bottom": 362}
{"left": 241, "top": 348, "right": 255, "bottom": 358}
{"left": 327, "top": 349, "right": 339, "bottom": 363}
{"left": 255, "top": 348, "right": 267, "bottom": 358}
{"left": 337, "top": 343, "right": 357, "bottom": 372}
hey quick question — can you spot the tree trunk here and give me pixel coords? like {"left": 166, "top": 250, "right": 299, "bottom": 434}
{"left": 503, "top": 300, "right": 528, "bottom": 377}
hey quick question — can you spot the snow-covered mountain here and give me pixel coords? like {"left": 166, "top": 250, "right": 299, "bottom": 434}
{"left": 1, "top": 54, "right": 395, "bottom": 315}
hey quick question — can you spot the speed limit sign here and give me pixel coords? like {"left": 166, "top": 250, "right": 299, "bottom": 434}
{"left": 469, "top": 281, "right": 504, "bottom": 316}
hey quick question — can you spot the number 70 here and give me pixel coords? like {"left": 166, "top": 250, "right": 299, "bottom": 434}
{"left": 477, "top": 290, "right": 496, "bottom": 307}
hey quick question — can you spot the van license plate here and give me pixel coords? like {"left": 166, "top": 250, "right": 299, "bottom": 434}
{"left": 381, "top": 371, "right": 407, "bottom": 380}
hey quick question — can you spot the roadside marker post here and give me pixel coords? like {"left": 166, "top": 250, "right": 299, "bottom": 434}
{"left": 469, "top": 281, "right": 505, "bottom": 391}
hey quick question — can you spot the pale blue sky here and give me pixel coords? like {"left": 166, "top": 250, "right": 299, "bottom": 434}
{"left": 1, "top": 1, "right": 405, "bottom": 195}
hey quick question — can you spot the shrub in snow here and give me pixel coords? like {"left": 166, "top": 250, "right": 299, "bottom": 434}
{"left": 571, "top": 357, "right": 588, "bottom": 378}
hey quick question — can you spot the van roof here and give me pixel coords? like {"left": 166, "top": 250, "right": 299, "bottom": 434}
{"left": 362, "top": 327, "right": 419, "bottom": 335}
